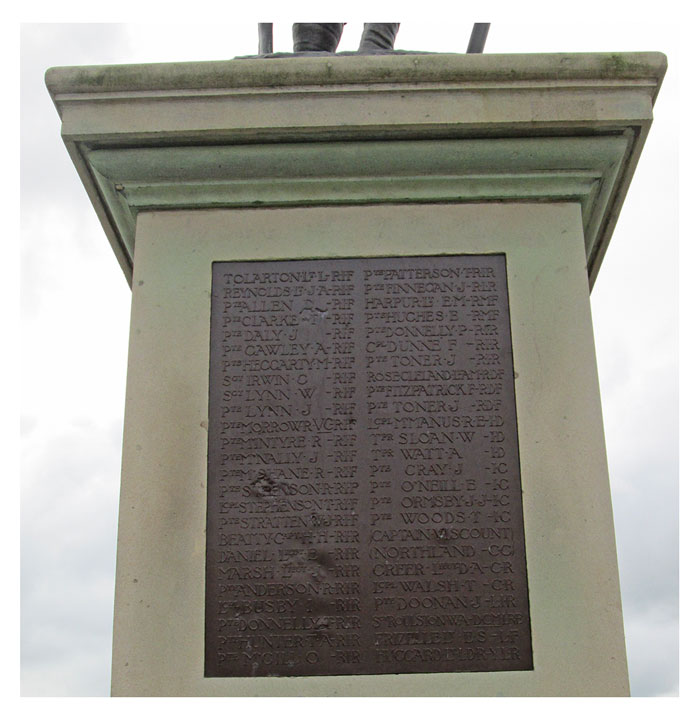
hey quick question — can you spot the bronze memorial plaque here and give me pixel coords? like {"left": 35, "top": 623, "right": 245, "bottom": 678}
{"left": 205, "top": 255, "right": 532, "bottom": 677}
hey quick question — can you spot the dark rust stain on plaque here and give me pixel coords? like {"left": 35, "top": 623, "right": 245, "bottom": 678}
{"left": 205, "top": 255, "right": 532, "bottom": 677}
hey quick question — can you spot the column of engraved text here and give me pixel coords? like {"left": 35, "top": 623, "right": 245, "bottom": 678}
{"left": 210, "top": 266, "right": 363, "bottom": 675}
{"left": 361, "top": 257, "right": 529, "bottom": 671}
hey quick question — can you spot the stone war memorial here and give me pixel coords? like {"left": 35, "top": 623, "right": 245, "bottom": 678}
{"left": 46, "top": 28, "right": 666, "bottom": 696}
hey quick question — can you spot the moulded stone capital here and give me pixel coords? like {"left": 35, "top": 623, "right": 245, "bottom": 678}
{"left": 46, "top": 52, "right": 666, "bottom": 287}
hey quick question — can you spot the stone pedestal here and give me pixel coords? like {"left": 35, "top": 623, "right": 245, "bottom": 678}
{"left": 47, "top": 51, "right": 665, "bottom": 696}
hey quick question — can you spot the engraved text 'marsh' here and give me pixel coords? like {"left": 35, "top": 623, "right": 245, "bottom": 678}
{"left": 205, "top": 255, "right": 532, "bottom": 677}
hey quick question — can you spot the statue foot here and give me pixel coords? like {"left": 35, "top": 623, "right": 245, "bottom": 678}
{"left": 292, "top": 23, "right": 345, "bottom": 53}
{"left": 358, "top": 23, "right": 400, "bottom": 52}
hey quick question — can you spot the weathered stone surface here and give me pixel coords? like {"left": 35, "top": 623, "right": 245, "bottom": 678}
{"left": 46, "top": 52, "right": 665, "bottom": 286}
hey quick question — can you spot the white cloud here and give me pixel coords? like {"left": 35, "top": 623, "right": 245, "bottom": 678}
{"left": 624, "top": 604, "right": 679, "bottom": 697}
{"left": 21, "top": 419, "right": 122, "bottom": 696}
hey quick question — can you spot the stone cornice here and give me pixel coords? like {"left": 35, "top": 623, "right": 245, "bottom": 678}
{"left": 46, "top": 52, "right": 666, "bottom": 97}
{"left": 46, "top": 52, "right": 666, "bottom": 288}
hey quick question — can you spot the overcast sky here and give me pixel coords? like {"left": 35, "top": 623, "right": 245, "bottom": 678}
{"left": 19, "top": 7, "right": 681, "bottom": 703}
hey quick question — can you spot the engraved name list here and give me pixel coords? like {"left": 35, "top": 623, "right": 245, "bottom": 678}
{"left": 205, "top": 254, "right": 532, "bottom": 678}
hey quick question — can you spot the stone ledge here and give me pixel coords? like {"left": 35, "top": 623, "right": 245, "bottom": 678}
{"left": 87, "top": 136, "right": 628, "bottom": 275}
{"left": 46, "top": 52, "right": 665, "bottom": 288}
{"left": 46, "top": 51, "right": 666, "bottom": 97}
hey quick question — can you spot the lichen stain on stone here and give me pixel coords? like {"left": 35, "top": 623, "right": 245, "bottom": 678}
{"left": 300, "top": 306, "right": 328, "bottom": 324}
{"left": 316, "top": 549, "right": 334, "bottom": 567}
{"left": 602, "top": 54, "right": 650, "bottom": 78}
{"left": 250, "top": 472, "right": 276, "bottom": 496}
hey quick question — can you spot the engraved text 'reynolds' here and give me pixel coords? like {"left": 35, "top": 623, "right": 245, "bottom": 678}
{"left": 205, "top": 255, "right": 532, "bottom": 677}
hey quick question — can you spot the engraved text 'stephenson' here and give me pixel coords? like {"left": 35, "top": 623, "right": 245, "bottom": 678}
{"left": 205, "top": 255, "right": 532, "bottom": 677}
